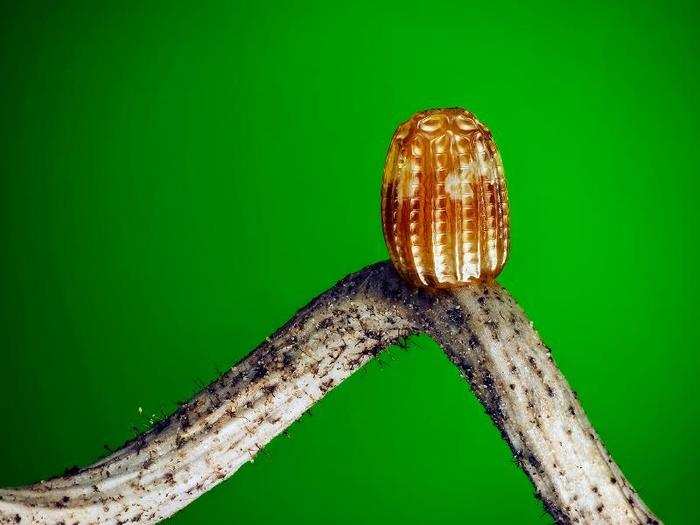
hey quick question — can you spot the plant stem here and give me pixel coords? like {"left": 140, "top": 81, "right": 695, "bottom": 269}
{"left": 0, "top": 262, "right": 660, "bottom": 524}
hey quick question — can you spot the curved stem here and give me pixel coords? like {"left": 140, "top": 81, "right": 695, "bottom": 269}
{"left": 0, "top": 262, "right": 660, "bottom": 524}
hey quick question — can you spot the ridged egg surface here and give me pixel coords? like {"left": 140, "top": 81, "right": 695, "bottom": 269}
{"left": 381, "top": 108, "right": 509, "bottom": 289}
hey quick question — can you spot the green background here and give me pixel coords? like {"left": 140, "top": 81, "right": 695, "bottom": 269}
{"left": 1, "top": 1, "right": 698, "bottom": 523}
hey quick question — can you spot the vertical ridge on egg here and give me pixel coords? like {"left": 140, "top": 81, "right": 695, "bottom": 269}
{"left": 381, "top": 108, "right": 510, "bottom": 288}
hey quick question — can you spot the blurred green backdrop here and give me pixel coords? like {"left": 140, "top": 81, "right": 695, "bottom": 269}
{"left": 1, "top": 1, "right": 698, "bottom": 523}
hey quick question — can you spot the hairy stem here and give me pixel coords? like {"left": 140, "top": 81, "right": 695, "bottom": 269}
{"left": 0, "top": 262, "right": 660, "bottom": 524}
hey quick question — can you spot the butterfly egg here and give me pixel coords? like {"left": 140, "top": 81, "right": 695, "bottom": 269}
{"left": 381, "top": 108, "right": 510, "bottom": 289}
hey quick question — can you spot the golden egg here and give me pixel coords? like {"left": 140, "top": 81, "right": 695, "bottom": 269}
{"left": 381, "top": 108, "right": 509, "bottom": 289}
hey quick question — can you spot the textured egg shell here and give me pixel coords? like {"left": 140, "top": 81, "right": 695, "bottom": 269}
{"left": 381, "top": 108, "right": 510, "bottom": 289}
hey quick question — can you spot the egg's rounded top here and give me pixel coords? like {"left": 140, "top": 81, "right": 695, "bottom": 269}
{"left": 381, "top": 108, "right": 510, "bottom": 289}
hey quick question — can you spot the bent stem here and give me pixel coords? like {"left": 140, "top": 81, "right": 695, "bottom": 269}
{"left": 0, "top": 262, "right": 660, "bottom": 524}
